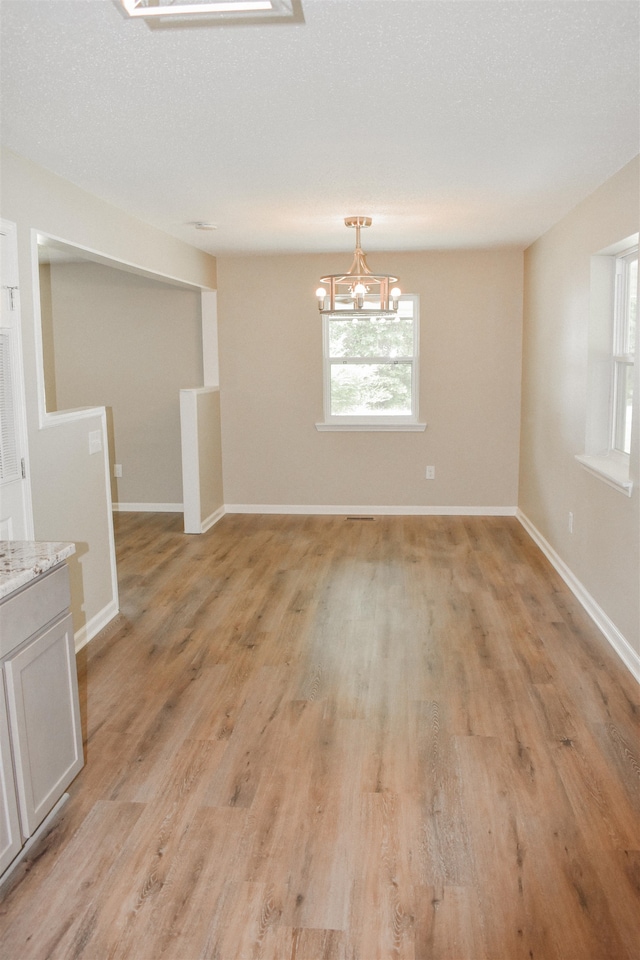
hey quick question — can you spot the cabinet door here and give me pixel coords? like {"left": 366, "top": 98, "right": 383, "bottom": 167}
{"left": 0, "top": 680, "right": 22, "bottom": 873}
{"left": 4, "top": 614, "right": 84, "bottom": 837}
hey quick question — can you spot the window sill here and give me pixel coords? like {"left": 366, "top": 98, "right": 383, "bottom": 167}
{"left": 575, "top": 453, "right": 633, "bottom": 496}
{"left": 316, "top": 422, "right": 427, "bottom": 432}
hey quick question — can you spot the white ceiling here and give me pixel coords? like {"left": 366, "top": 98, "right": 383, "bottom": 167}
{"left": 1, "top": 0, "right": 638, "bottom": 256}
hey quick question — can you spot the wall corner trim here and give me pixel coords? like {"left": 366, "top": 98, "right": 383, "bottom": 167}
{"left": 517, "top": 509, "right": 640, "bottom": 682}
{"left": 74, "top": 599, "right": 119, "bottom": 654}
{"left": 193, "top": 505, "right": 225, "bottom": 534}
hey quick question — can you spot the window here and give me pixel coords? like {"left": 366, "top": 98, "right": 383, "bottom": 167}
{"left": 612, "top": 248, "right": 637, "bottom": 455}
{"left": 316, "top": 295, "right": 425, "bottom": 431}
{"left": 577, "top": 235, "right": 638, "bottom": 495}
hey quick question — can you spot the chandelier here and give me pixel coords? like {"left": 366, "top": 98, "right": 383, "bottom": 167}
{"left": 315, "top": 217, "right": 401, "bottom": 318}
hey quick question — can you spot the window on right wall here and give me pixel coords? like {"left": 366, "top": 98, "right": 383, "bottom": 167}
{"left": 611, "top": 247, "right": 637, "bottom": 456}
{"left": 578, "top": 234, "right": 638, "bottom": 495}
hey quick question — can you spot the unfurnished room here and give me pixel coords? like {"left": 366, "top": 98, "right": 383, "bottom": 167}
{"left": 0, "top": 1, "right": 638, "bottom": 958}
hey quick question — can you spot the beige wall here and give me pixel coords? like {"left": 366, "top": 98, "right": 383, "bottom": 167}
{"left": 198, "top": 389, "right": 224, "bottom": 522}
{"left": 44, "top": 261, "right": 203, "bottom": 506}
{"left": 180, "top": 387, "right": 224, "bottom": 532}
{"left": 0, "top": 148, "right": 216, "bottom": 642}
{"left": 520, "top": 156, "right": 639, "bottom": 656}
{"left": 38, "top": 263, "right": 57, "bottom": 409}
{"left": 217, "top": 248, "right": 523, "bottom": 509}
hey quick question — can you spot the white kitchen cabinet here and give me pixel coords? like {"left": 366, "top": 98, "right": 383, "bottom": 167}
{"left": 0, "top": 545, "right": 83, "bottom": 881}
{"left": 4, "top": 608, "right": 83, "bottom": 837}
{"left": 0, "top": 680, "right": 22, "bottom": 875}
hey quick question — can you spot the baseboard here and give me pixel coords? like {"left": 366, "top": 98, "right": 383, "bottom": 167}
{"left": 224, "top": 504, "right": 518, "bottom": 517}
{"left": 113, "top": 502, "right": 183, "bottom": 513}
{"left": 74, "top": 599, "right": 119, "bottom": 654}
{"left": 197, "top": 505, "right": 226, "bottom": 534}
{"left": 0, "top": 793, "right": 70, "bottom": 891}
{"left": 517, "top": 509, "right": 640, "bottom": 682}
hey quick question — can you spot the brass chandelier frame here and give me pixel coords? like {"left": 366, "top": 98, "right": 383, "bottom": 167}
{"left": 316, "top": 217, "right": 401, "bottom": 317}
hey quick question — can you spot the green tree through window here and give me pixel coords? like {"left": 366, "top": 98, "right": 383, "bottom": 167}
{"left": 323, "top": 297, "right": 419, "bottom": 421}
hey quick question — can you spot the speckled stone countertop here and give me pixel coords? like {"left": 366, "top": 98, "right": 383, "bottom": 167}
{"left": 0, "top": 541, "right": 76, "bottom": 601}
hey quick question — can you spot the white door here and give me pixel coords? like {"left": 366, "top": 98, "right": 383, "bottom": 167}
{"left": 0, "top": 220, "right": 32, "bottom": 540}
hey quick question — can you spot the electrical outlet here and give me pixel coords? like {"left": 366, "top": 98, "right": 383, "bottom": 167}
{"left": 568, "top": 511, "right": 574, "bottom": 533}
{"left": 114, "top": 464, "right": 122, "bottom": 478}
{"left": 426, "top": 465, "right": 435, "bottom": 480}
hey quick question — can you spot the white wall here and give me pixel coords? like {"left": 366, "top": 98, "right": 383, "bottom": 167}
{"left": 519, "top": 156, "right": 639, "bottom": 661}
{"left": 0, "top": 149, "right": 217, "bottom": 646}
{"left": 217, "top": 248, "right": 524, "bottom": 511}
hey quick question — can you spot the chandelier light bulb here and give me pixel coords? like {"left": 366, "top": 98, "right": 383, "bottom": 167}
{"left": 391, "top": 287, "right": 401, "bottom": 298}
{"left": 352, "top": 282, "right": 367, "bottom": 309}
{"left": 316, "top": 287, "right": 327, "bottom": 311}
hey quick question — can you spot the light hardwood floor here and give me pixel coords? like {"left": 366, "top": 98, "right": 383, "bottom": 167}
{"left": 1, "top": 513, "right": 638, "bottom": 959}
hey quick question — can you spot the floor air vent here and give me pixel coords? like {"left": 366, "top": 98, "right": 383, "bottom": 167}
{"left": 346, "top": 516, "right": 375, "bottom": 521}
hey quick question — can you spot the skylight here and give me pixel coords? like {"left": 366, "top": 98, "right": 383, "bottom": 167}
{"left": 119, "top": 0, "right": 295, "bottom": 20}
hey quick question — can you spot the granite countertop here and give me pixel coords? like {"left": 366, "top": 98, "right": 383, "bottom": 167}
{"left": 0, "top": 541, "right": 76, "bottom": 600}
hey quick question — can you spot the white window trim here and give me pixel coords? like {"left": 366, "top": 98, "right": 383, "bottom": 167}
{"left": 611, "top": 248, "right": 636, "bottom": 455}
{"left": 316, "top": 421, "right": 427, "bottom": 432}
{"left": 578, "top": 235, "right": 637, "bottom": 496}
{"left": 315, "top": 294, "right": 426, "bottom": 432}
{"left": 574, "top": 452, "right": 633, "bottom": 497}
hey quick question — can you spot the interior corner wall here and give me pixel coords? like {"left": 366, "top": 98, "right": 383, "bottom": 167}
{"left": 519, "top": 156, "right": 640, "bottom": 657}
{"left": 0, "top": 148, "right": 217, "bottom": 643}
{"left": 47, "top": 261, "right": 203, "bottom": 507}
{"left": 197, "top": 389, "right": 224, "bottom": 523}
{"left": 38, "top": 262, "right": 57, "bottom": 410}
{"left": 217, "top": 247, "right": 524, "bottom": 510}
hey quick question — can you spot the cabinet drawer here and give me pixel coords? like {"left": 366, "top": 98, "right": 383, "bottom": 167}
{"left": 0, "top": 564, "right": 70, "bottom": 658}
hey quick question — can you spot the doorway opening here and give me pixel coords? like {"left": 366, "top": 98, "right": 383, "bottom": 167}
{"left": 37, "top": 236, "right": 205, "bottom": 512}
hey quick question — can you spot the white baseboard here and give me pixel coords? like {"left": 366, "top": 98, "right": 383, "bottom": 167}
{"left": 224, "top": 504, "right": 518, "bottom": 517}
{"left": 74, "top": 599, "right": 119, "bottom": 654}
{"left": 113, "top": 502, "right": 183, "bottom": 513}
{"left": 517, "top": 509, "right": 640, "bottom": 682}
{"left": 193, "top": 505, "right": 226, "bottom": 534}
{"left": 0, "top": 793, "right": 70, "bottom": 891}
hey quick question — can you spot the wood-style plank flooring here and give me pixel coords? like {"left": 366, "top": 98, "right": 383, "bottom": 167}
{"left": 1, "top": 512, "right": 639, "bottom": 959}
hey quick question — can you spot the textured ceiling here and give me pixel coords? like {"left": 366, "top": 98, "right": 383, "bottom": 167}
{"left": 1, "top": 0, "right": 638, "bottom": 256}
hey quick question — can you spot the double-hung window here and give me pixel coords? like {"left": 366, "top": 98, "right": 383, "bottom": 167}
{"left": 612, "top": 247, "right": 637, "bottom": 456}
{"left": 578, "top": 236, "right": 637, "bottom": 495}
{"left": 317, "top": 295, "right": 424, "bottom": 430}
